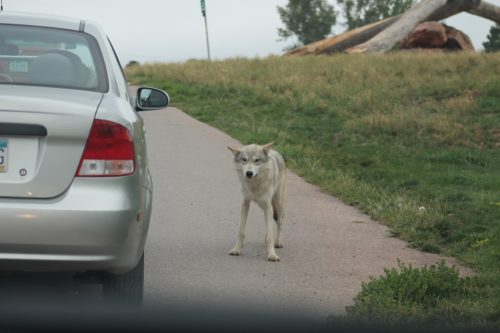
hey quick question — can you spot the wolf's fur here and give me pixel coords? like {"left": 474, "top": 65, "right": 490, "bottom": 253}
{"left": 227, "top": 143, "right": 286, "bottom": 262}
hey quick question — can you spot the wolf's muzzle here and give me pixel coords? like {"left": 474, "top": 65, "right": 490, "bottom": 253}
{"left": 245, "top": 171, "right": 254, "bottom": 178}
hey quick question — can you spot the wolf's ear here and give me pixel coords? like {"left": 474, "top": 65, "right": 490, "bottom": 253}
{"left": 262, "top": 142, "right": 274, "bottom": 155}
{"left": 227, "top": 146, "right": 240, "bottom": 157}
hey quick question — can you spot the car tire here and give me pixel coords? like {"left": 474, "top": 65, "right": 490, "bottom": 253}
{"left": 102, "top": 253, "right": 144, "bottom": 304}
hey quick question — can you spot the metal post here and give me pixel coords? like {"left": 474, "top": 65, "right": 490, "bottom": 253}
{"left": 200, "top": 0, "right": 211, "bottom": 61}
{"left": 204, "top": 15, "right": 211, "bottom": 61}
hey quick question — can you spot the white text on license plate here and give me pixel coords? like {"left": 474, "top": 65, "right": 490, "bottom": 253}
{"left": 0, "top": 139, "right": 8, "bottom": 173}
{"left": 9, "top": 61, "right": 29, "bottom": 73}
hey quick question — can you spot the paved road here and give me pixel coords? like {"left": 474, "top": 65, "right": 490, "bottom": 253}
{"left": 0, "top": 104, "right": 466, "bottom": 321}
{"left": 140, "top": 106, "right": 463, "bottom": 319}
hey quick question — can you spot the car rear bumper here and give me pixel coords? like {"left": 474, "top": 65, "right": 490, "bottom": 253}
{"left": 0, "top": 176, "right": 152, "bottom": 274}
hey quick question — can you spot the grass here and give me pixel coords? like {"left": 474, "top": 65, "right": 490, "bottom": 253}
{"left": 126, "top": 52, "right": 500, "bottom": 326}
{"left": 345, "top": 261, "right": 478, "bottom": 324}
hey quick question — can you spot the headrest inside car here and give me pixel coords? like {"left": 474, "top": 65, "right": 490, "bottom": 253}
{"left": 29, "top": 53, "right": 77, "bottom": 86}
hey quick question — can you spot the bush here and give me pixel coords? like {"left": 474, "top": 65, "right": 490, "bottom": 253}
{"left": 126, "top": 60, "right": 140, "bottom": 68}
{"left": 346, "top": 260, "right": 477, "bottom": 325}
{"left": 483, "top": 24, "right": 500, "bottom": 53}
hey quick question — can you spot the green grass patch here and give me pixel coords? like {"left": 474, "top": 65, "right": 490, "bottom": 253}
{"left": 126, "top": 53, "right": 500, "bottom": 326}
{"left": 346, "top": 261, "right": 481, "bottom": 324}
{"left": 329, "top": 261, "right": 497, "bottom": 330}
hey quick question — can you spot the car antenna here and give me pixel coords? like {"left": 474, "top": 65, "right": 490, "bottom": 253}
{"left": 1, "top": 0, "right": 3, "bottom": 12}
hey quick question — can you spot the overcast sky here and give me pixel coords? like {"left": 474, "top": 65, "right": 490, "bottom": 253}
{"left": 3, "top": 0, "right": 497, "bottom": 64}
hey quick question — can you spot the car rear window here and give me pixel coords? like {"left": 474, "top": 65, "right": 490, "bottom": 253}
{"left": 0, "top": 24, "right": 108, "bottom": 92}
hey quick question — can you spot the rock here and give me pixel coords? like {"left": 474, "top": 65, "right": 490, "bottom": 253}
{"left": 443, "top": 25, "right": 475, "bottom": 51}
{"left": 401, "top": 21, "right": 474, "bottom": 51}
{"left": 401, "top": 21, "right": 447, "bottom": 48}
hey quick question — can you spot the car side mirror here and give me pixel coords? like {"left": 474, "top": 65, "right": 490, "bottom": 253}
{"left": 136, "top": 87, "right": 170, "bottom": 111}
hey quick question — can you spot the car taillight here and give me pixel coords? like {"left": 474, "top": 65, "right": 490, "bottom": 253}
{"left": 76, "top": 119, "right": 135, "bottom": 177}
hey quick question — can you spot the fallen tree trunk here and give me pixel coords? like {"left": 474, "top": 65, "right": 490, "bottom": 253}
{"left": 346, "top": 0, "right": 449, "bottom": 53}
{"left": 285, "top": 16, "right": 400, "bottom": 56}
{"left": 346, "top": 0, "right": 500, "bottom": 54}
{"left": 286, "top": 0, "right": 500, "bottom": 56}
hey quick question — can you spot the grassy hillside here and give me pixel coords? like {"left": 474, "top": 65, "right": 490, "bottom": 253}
{"left": 126, "top": 53, "right": 500, "bottom": 326}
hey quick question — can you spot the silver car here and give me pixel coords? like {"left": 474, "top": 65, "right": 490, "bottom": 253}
{"left": 0, "top": 11, "right": 168, "bottom": 299}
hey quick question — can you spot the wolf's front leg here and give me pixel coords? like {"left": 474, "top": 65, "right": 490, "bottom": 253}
{"left": 229, "top": 199, "right": 250, "bottom": 256}
{"left": 263, "top": 201, "right": 280, "bottom": 262}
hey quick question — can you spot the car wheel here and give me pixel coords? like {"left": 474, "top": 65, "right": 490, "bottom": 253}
{"left": 102, "top": 253, "right": 144, "bottom": 304}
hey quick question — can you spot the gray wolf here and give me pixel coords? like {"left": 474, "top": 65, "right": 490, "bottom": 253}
{"left": 227, "top": 143, "right": 286, "bottom": 262}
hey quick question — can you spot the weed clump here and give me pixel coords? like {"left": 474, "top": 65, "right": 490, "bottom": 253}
{"left": 345, "top": 260, "right": 483, "bottom": 326}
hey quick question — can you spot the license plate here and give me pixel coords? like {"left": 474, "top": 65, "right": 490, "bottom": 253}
{"left": 9, "top": 61, "right": 29, "bottom": 73}
{"left": 0, "top": 139, "right": 8, "bottom": 173}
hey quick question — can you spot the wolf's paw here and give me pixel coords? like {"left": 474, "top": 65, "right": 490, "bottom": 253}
{"left": 274, "top": 240, "right": 284, "bottom": 248}
{"left": 267, "top": 253, "right": 280, "bottom": 262}
{"left": 229, "top": 247, "right": 242, "bottom": 256}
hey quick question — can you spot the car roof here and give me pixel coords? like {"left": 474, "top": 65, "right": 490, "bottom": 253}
{"left": 0, "top": 11, "right": 83, "bottom": 31}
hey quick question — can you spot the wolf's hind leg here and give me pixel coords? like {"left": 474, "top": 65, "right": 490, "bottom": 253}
{"left": 272, "top": 193, "right": 284, "bottom": 249}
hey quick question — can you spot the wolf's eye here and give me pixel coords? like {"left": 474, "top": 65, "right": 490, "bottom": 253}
{"left": 254, "top": 159, "right": 261, "bottom": 163}
{"left": 241, "top": 158, "right": 248, "bottom": 163}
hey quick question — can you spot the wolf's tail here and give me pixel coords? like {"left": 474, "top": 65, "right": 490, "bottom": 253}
{"left": 272, "top": 201, "right": 278, "bottom": 222}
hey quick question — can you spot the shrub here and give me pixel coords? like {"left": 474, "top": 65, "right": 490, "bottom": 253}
{"left": 346, "top": 260, "right": 476, "bottom": 325}
{"left": 125, "top": 60, "right": 140, "bottom": 68}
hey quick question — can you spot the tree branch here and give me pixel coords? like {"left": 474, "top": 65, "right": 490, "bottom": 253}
{"left": 285, "top": 16, "right": 400, "bottom": 56}
{"left": 467, "top": 0, "right": 500, "bottom": 23}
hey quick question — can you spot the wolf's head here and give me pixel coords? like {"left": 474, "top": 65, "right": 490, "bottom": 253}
{"left": 228, "top": 143, "right": 273, "bottom": 179}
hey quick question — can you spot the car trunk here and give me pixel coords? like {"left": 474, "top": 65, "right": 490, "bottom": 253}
{"left": 0, "top": 85, "right": 103, "bottom": 199}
